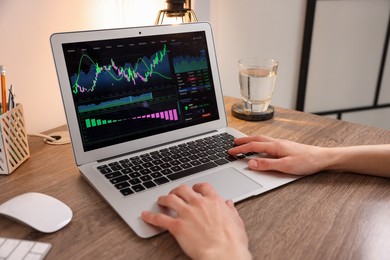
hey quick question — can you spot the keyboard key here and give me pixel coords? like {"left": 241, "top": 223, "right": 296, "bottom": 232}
{"left": 143, "top": 181, "right": 157, "bottom": 189}
{"left": 142, "top": 162, "right": 154, "bottom": 168}
{"left": 140, "top": 175, "right": 152, "bottom": 182}
{"left": 206, "top": 149, "right": 218, "bottom": 155}
{"left": 181, "top": 151, "right": 191, "bottom": 156}
{"left": 171, "top": 166, "right": 183, "bottom": 172}
{"left": 152, "top": 159, "right": 164, "bottom": 165}
{"left": 130, "top": 159, "right": 143, "bottom": 165}
{"left": 207, "top": 155, "right": 219, "bottom": 160}
{"left": 151, "top": 153, "right": 162, "bottom": 159}
{"left": 121, "top": 168, "right": 133, "bottom": 174}
{"left": 132, "top": 184, "right": 146, "bottom": 192}
{"left": 115, "top": 181, "right": 130, "bottom": 190}
{"left": 129, "top": 172, "right": 141, "bottom": 178}
{"left": 154, "top": 176, "right": 170, "bottom": 185}
{"left": 197, "top": 147, "right": 208, "bottom": 152}
{"left": 171, "top": 153, "right": 182, "bottom": 159}
{"left": 170, "top": 160, "right": 181, "bottom": 166}
{"left": 0, "top": 237, "right": 52, "bottom": 260}
{"left": 150, "top": 166, "right": 162, "bottom": 172}
{"left": 0, "top": 238, "right": 19, "bottom": 258}
{"left": 180, "top": 163, "right": 192, "bottom": 169}
{"left": 188, "top": 155, "right": 199, "bottom": 160}
{"left": 104, "top": 171, "right": 122, "bottom": 179}
{"left": 214, "top": 147, "right": 225, "bottom": 152}
{"left": 120, "top": 188, "right": 134, "bottom": 196}
{"left": 161, "top": 151, "right": 172, "bottom": 156}
{"left": 179, "top": 157, "right": 190, "bottom": 163}
{"left": 227, "top": 155, "right": 238, "bottom": 162}
{"left": 10, "top": 240, "right": 34, "bottom": 259}
{"left": 108, "top": 162, "right": 120, "bottom": 167}
{"left": 139, "top": 169, "right": 152, "bottom": 175}
{"left": 198, "top": 152, "right": 209, "bottom": 157}
{"left": 214, "top": 158, "right": 230, "bottom": 165}
{"left": 110, "top": 175, "right": 130, "bottom": 184}
{"left": 129, "top": 178, "right": 141, "bottom": 185}
{"left": 199, "top": 157, "right": 211, "bottom": 163}
{"left": 110, "top": 165, "right": 123, "bottom": 171}
{"left": 31, "top": 241, "right": 51, "bottom": 254}
{"left": 190, "top": 160, "right": 201, "bottom": 166}
{"left": 161, "top": 169, "right": 173, "bottom": 175}
{"left": 167, "top": 162, "right": 218, "bottom": 181}
{"left": 217, "top": 152, "right": 228, "bottom": 158}
{"left": 97, "top": 164, "right": 108, "bottom": 170}
{"left": 151, "top": 172, "right": 163, "bottom": 178}
{"left": 141, "top": 157, "right": 153, "bottom": 162}
{"left": 120, "top": 162, "right": 133, "bottom": 169}
{"left": 99, "top": 167, "right": 112, "bottom": 174}
{"left": 131, "top": 165, "right": 143, "bottom": 171}
{"left": 162, "top": 156, "right": 173, "bottom": 162}
{"left": 160, "top": 163, "right": 171, "bottom": 169}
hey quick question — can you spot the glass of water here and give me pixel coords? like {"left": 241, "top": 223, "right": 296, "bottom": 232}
{"left": 238, "top": 58, "right": 278, "bottom": 113}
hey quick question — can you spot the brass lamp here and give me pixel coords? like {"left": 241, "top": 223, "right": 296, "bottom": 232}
{"left": 155, "top": 0, "right": 198, "bottom": 25}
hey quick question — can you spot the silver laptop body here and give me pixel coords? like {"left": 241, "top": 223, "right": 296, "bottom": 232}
{"left": 50, "top": 22, "right": 299, "bottom": 238}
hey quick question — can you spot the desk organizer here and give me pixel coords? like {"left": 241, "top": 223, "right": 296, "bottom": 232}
{"left": 0, "top": 104, "right": 30, "bottom": 175}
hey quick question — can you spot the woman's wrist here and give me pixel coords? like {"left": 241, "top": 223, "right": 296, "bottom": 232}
{"left": 199, "top": 245, "right": 252, "bottom": 260}
{"left": 198, "top": 236, "right": 251, "bottom": 260}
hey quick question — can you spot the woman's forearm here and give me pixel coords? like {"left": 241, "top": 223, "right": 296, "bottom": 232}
{"left": 324, "top": 145, "right": 390, "bottom": 177}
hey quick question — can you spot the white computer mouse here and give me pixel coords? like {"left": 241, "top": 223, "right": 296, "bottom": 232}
{"left": 0, "top": 192, "right": 73, "bottom": 233}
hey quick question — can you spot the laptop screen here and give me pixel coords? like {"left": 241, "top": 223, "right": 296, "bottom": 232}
{"left": 61, "top": 31, "right": 219, "bottom": 152}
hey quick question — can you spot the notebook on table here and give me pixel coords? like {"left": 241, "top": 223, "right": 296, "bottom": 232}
{"left": 50, "top": 22, "right": 300, "bottom": 238}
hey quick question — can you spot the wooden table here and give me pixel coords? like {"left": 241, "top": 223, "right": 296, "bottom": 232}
{"left": 1, "top": 96, "right": 390, "bottom": 259}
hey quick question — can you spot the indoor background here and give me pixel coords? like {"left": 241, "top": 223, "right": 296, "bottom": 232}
{"left": 0, "top": 0, "right": 389, "bottom": 135}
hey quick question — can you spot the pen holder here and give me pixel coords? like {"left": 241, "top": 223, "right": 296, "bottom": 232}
{"left": 0, "top": 104, "right": 30, "bottom": 175}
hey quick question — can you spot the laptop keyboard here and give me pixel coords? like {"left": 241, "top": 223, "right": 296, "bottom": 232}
{"left": 97, "top": 133, "right": 250, "bottom": 196}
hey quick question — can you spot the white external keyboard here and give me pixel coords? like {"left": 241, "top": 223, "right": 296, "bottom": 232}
{"left": 0, "top": 237, "right": 51, "bottom": 260}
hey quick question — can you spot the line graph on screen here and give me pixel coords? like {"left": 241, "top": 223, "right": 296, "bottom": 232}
{"left": 71, "top": 44, "right": 172, "bottom": 94}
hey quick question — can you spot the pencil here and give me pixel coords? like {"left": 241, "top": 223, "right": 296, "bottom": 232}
{"left": 0, "top": 65, "right": 7, "bottom": 113}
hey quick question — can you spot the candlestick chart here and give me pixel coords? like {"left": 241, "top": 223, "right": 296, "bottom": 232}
{"left": 70, "top": 44, "right": 172, "bottom": 94}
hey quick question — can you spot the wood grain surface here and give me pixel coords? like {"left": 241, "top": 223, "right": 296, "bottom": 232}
{"left": 1, "top": 96, "right": 389, "bottom": 260}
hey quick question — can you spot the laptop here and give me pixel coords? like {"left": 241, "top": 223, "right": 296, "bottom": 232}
{"left": 50, "top": 22, "right": 300, "bottom": 238}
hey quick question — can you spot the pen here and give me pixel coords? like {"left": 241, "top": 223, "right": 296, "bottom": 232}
{"left": 0, "top": 65, "right": 7, "bottom": 113}
{"left": 8, "top": 84, "right": 15, "bottom": 111}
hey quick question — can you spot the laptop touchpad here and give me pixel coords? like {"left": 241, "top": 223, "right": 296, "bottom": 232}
{"left": 183, "top": 167, "right": 263, "bottom": 201}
